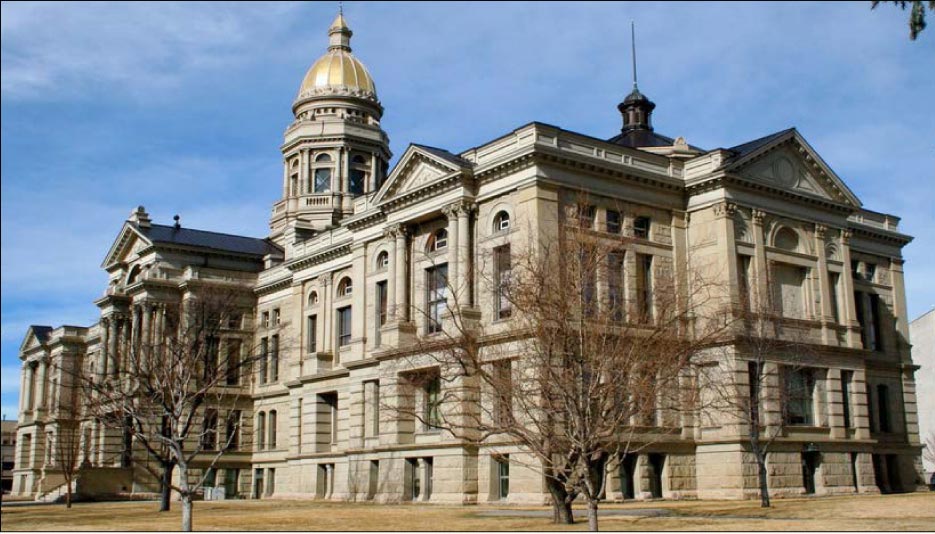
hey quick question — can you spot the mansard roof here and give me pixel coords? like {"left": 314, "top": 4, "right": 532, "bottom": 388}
{"left": 135, "top": 223, "right": 281, "bottom": 257}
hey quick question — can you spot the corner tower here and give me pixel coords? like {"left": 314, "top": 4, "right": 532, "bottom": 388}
{"left": 270, "top": 12, "right": 391, "bottom": 247}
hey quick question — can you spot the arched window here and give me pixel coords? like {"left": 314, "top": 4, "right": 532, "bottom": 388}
{"left": 308, "top": 291, "right": 319, "bottom": 307}
{"left": 314, "top": 153, "right": 333, "bottom": 193}
{"left": 427, "top": 229, "right": 448, "bottom": 252}
{"left": 268, "top": 410, "right": 277, "bottom": 449}
{"left": 337, "top": 277, "right": 353, "bottom": 297}
{"left": 349, "top": 154, "right": 368, "bottom": 196}
{"left": 256, "top": 412, "right": 266, "bottom": 450}
{"left": 774, "top": 227, "right": 799, "bottom": 252}
{"left": 126, "top": 265, "right": 142, "bottom": 285}
{"left": 376, "top": 251, "right": 389, "bottom": 269}
{"left": 493, "top": 211, "right": 511, "bottom": 232}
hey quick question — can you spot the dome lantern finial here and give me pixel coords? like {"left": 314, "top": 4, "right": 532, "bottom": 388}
{"left": 328, "top": 9, "right": 352, "bottom": 52}
{"left": 618, "top": 21, "right": 655, "bottom": 133}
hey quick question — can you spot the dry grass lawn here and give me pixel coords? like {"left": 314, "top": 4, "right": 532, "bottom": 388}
{"left": 2, "top": 492, "right": 933, "bottom": 531}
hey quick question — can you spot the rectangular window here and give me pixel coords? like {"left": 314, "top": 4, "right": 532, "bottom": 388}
{"left": 783, "top": 367, "right": 815, "bottom": 426}
{"left": 636, "top": 254, "right": 654, "bottom": 323}
{"left": 424, "top": 375, "right": 441, "bottom": 430}
{"left": 338, "top": 306, "right": 352, "bottom": 347}
{"left": 426, "top": 264, "right": 448, "bottom": 334}
{"left": 368, "top": 460, "right": 379, "bottom": 500}
{"left": 204, "top": 336, "right": 220, "bottom": 381}
{"left": 307, "top": 314, "right": 318, "bottom": 353}
{"left": 495, "top": 455, "right": 510, "bottom": 500}
{"left": 270, "top": 334, "right": 279, "bottom": 382}
{"left": 494, "top": 246, "right": 512, "bottom": 319}
{"left": 608, "top": 252, "right": 625, "bottom": 322}
{"left": 225, "top": 340, "right": 241, "bottom": 386}
{"left": 226, "top": 410, "right": 241, "bottom": 451}
{"left": 202, "top": 409, "right": 218, "bottom": 451}
{"left": 841, "top": 370, "right": 853, "bottom": 429}
{"left": 492, "top": 359, "right": 512, "bottom": 426}
{"left": 578, "top": 205, "right": 596, "bottom": 229}
{"left": 877, "top": 384, "right": 891, "bottom": 433}
{"left": 580, "top": 250, "right": 597, "bottom": 318}
{"left": 738, "top": 255, "right": 752, "bottom": 312}
{"left": 377, "top": 281, "right": 388, "bottom": 327}
{"left": 266, "top": 468, "right": 276, "bottom": 496}
{"left": 259, "top": 337, "right": 268, "bottom": 384}
{"left": 868, "top": 294, "right": 882, "bottom": 351}
{"left": 262, "top": 311, "right": 270, "bottom": 329}
{"left": 633, "top": 216, "right": 651, "bottom": 239}
{"left": 273, "top": 308, "right": 281, "bottom": 326}
{"left": 829, "top": 272, "right": 841, "bottom": 323}
{"left": 748, "top": 361, "right": 762, "bottom": 425}
{"left": 606, "top": 209, "right": 622, "bottom": 234}
{"left": 268, "top": 410, "right": 277, "bottom": 449}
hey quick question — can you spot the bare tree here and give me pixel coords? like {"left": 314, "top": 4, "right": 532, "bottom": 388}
{"left": 48, "top": 419, "right": 82, "bottom": 508}
{"left": 78, "top": 284, "right": 263, "bottom": 531}
{"left": 924, "top": 432, "right": 935, "bottom": 475}
{"left": 386, "top": 197, "right": 729, "bottom": 531}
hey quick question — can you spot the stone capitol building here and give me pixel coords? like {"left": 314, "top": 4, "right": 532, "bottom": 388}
{"left": 12, "top": 13, "right": 925, "bottom": 503}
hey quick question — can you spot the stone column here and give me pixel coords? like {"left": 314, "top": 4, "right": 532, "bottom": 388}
{"left": 36, "top": 359, "right": 48, "bottom": 410}
{"left": 385, "top": 226, "right": 398, "bottom": 322}
{"left": 713, "top": 202, "right": 739, "bottom": 307}
{"left": 457, "top": 203, "right": 473, "bottom": 307}
{"left": 321, "top": 276, "right": 332, "bottom": 353}
{"left": 852, "top": 368, "right": 871, "bottom": 440}
{"left": 351, "top": 243, "right": 367, "bottom": 347}
{"left": 98, "top": 318, "right": 110, "bottom": 381}
{"left": 839, "top": 230, "right": 861, "bottom": 348}
{"left": 814, "top": 225, "right": 834, "bottom": 344}
{"left": 19, "top": 364, "right": 29, "bottom": 414}
{"left": 24, "top": 363, "right": 36, "bottom": 411}
{"left": 395, "top": 227, "right": 410, "bottom": 322}
{"left": 341, "top": 147, "right": 350, "bottom": 193}
{"left": 890, "top": 258, "right": 911, "bottom": 358}
{"left": 300, "top": 148, "right": 310, "bottom": 194}
{"left": 827, "top": 368, "right": 845, "bottom": 439}
{"left": 751, "top": 209, "right": 770, "bottom": 311}
{"left": 140, "top": 304, "right": 152, "bottom": 372}
{"left": 108, "top": 316, "right": 119, "bottom": 376}
{"left": 443, "top": 204, "right": 460, "bottom": 305}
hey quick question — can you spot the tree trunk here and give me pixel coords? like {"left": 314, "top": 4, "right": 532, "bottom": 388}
{"left": 546, "top": 477, "right": 574, "bottom": 524}
{"left": 159, "top": 463, "right": 175, "bottom": 512}
{"left": 757, "top": 452, "right": 771, "bottom": 508}
{"left": 65, "top": 479, "right": 73, "bottom": 509}
{"left": 587, "top": 498, "right": 599, "bottom": 532}
{"left": 179, "top": 467, "right": 193, "bottom": 532}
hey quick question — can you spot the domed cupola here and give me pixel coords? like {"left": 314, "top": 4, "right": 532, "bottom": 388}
{"left": 294, "top": 13, "right": 379, "bottom": 109}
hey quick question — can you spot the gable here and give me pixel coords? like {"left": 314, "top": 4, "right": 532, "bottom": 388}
{"left": 19, "top": 326, "right": 51, "bottom": 354}
{"left": 373, "top": 145, "right": 471, "bottom": 205}
{"left": 101, "top": 223, "right": 152, "bottom": 269}
{"left": 727, "top": 130, "right": 862, "bottom": 208}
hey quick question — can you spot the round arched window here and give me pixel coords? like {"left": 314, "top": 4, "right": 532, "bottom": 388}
{"left": 376, "top": 251, "right": 389, "bottom": 269}
{"left": 493, "top": 211, "right": 510, "bottom": 232}
{"left": 337, "top": 277, "right": 353, "bottom": 297}
{"left": 774, "top": 227, "right": 799, "bottom": 251}
{"left": 308, "top": 291, "right": 319, "bottom": 306}
{"left": 314, "top": 154, "right": 333, "bottom": 193}
{"left": 428, "top": 229, "right": 448, "bottom": 252}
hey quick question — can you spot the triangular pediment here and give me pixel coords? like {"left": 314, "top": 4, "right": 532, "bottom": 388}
{"left": 20, "top": 326, "right": 52, "bottom": 354}
{"left": 101, "top": 222, "right": 153, "bottom": 269}
{"left": 728, "top": 130, "right": 861, "bottom": 208}
{"left": 373, "top": 145, "right": 471, "bottom": 205}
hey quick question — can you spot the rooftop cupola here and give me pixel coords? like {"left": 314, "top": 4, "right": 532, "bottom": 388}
{"left": 328, "top": 12, "right": 352, "bottom": 51}
{"left": 617, "top": 21, "right": 655, "bottom": 133}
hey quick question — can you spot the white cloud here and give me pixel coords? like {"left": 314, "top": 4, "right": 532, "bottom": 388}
{"left": 1, "top": 1, "right": 300, "bottom": 101}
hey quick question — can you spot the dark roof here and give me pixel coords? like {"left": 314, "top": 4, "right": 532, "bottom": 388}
{"left": 412, "top": 144, "right": 472, "bottom": 168}
{"left": 30, "top": 326, "right": 53, "bottom": 343}
{"left": 726, "top": 127, "right": 795, "bottom": 160}
{"left": 134, "top": 223, "right": 281, "bottom": 257}
{"left": 607, "top": 130, "right": 706, "bottom": 151}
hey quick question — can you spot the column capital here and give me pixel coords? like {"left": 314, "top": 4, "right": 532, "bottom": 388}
{"left": 841, "top": 229, "right": 853, "bottom": 243}
{"left": 815, "top": 224, "right": 827, "bottom": 238}
{"left": 384, "top": 223, "right": 409, "bottom": 240}
{"left": 712, "top": 201, "right": 737, "bottom": 218}
{"left": 751, "top": 209, "right": 766, "bottom": 226}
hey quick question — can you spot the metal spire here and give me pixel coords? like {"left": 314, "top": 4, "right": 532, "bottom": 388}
{"left": 338, "top": 1, "right": 343, "bottom": 16}
{"left": 631, "top": 21, "right": 638, "bottom": 91}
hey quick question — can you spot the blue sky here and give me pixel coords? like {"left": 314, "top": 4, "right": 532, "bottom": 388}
{"left": 1, "top": 1, "right": 933, "bottom": 419}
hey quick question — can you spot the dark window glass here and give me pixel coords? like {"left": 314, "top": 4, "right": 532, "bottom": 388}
{"left": 338, "top": 307, "right": 352, "bottom": 347}
{"left": 606, "top": 209, "right": 622, "bottom": 233}
{"left": 426, "top": 265, "right": 448, "bottom": 333}
{"left": 634, "top": 216, "right": 651, "bottom": 239}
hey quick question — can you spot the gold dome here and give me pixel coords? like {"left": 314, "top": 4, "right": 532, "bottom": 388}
{"left": 296, "top": 14, "right": 378, "bottom": 102}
